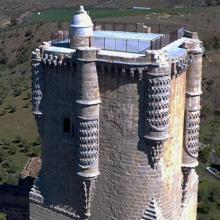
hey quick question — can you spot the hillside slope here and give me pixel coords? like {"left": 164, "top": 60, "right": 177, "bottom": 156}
{"left": 0, "top": 0, "right": 215, "bottom": 16}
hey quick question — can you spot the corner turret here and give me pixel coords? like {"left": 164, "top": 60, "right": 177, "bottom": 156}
{"left": 70, "top": 6, "right": 93, "bottom": 48}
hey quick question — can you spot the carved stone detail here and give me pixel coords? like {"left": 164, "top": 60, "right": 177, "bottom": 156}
{"left": 148, "top": 141, "right": 163, "bottom": 170}
{"left": 75, "top": 47, "right": 100, "bottom": 219}
{"left": 181, "top": 167, "right": 192, "bottom": 203}
{"left": 145, "top": 75, "right": 170, "bottom": 132}
{"left": 181, "top": 167, "right": 198, "bottom": 207}
{"left": 42, "top": 53, "right": 72, "bottom": 69}
{"left": 32, "top": 51, "right": 43, "bottom": 115}
{"left": 141, "top": 197, "right": 165, "bottom": 220}
{"left": 143, "top": 66, "right": 171, "bottom": 169}
{"left": 82, "top": 179, "right": 96, "bottom": 219}
{"left": 77, "top": 117, "right": 99, "bottom": 168}
{"left": 184, "top": 111, "right": 200, "bottom": 158}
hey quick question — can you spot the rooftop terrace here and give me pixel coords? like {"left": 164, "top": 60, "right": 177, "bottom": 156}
{"left": 42, "top": 7, "right": 199, "bottom": 62}
{"left": 47, "top": 25, "right": 188, "bottom": 61}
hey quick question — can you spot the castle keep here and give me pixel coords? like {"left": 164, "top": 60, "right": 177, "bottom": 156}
{"left": 30, "top": 6, "right": 203, "bottom": 220}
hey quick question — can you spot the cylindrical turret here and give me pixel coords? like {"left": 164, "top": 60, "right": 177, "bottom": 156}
{"left": 181, "top": 36, "right": 203, "bottom": 207}
{"left": 75, "top": 47, "right": 100, "bottom": 219}
{"left": 76, "top": 48, "right": 100, "bottom": 179}
{"left": 70, "top": 6, "right": 93, "bottom": 49}
{"left": 143, "top": 53, "right": 171, "bottom": 170}
{"left": 182, "top": 44, "right": 203, "bottom": 168}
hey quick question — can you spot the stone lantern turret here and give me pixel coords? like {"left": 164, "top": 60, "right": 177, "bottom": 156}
{"left": 70, "top": 5, "right": 94, "bottom": 48}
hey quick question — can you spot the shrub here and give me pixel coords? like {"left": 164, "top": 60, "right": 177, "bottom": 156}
{"left": 27, "top": 150, "right": 38, "bottom": 157}
{"left": 24, "top": 29, "right": 33, "bottom": 37}
{"left": 7, "top": 167, "right": 17, "bottom": 174}
{"left": 8, "top": 145, "right": 17, "bottom": 155}
{"left": 199, "top": 147, "right": 211, "bottom": 163}
{"left": 8, "top": 59, "right": 18, "bottom": 69}
{"left": 12, "top": 136, "right": 22, "bottom": 144}
{"left": 20, "top": 147, "right": 29, "bottom": 153}
{"left": 23, "top": 92, "right": 31, "bottom": 100}
{"left": 17, "top": 51, "right": 29, "bottom": 64}
{"left": 215, "top": 146, "right": 220, "bottom": 157}
{"left": 0, "top": 53, "right": 8, "bottom": 64}
{"left": 5, "top": 174, "right": 18, "bottom": 185}
{"left": 20, "top": 138, "right": 27, "bottom": 147}
{"left": 1, "top": 160, "right": 9, "bottom": 168}
{"left": 32, "top": 137, "right": 41, "bottom": 146}
{"left": 0, "top": 151, "right": 6, "bottom": 163}
{"left": 10, "top": 17, "right": 18, "bottom": 26}
{"left": 8, "top": 104, "right": 16, "bottom": 113}
{"left": 205, "top": 0, "right": 216, "bottom": 6}
{"left": 13, "top": 89, "right": 22, "bottom": 97}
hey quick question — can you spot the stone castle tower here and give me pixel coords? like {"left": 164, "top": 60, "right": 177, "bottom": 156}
{"left": 30, "top": 6, "right": 203, "bottom": 220}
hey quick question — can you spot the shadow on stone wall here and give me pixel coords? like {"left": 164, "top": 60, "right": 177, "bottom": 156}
{"left": 0, "top": 177, "right": 34, "bottom": 220}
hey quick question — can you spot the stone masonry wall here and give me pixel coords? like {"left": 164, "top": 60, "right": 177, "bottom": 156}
{"left": 162, "top": 71, "right": 186, "bottom": 218}
{"left": 31, "top": 56, "right": 188, "bottom": 220}
{"left": 91, "top": 65, "right": 186, "bottom": 220}
{"left": 30, "top": 59, "right": 85, "bottom": 219}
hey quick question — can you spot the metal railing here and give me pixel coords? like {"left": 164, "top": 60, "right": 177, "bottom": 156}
{"left": 51, "top": 30, "right": 70, "bottom": 46}
{"left": 91, "top": 37, "right": 151, "bottom": 53}
{"left": 150, "top": 27, "right": 185, "bottom": 50}
{"left": 50, "top": 27, "right": 185, "bottom": 52}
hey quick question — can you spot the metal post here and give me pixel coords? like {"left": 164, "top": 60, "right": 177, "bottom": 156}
{"left": 115, "top": 38, "right": 116, "bottom": 51}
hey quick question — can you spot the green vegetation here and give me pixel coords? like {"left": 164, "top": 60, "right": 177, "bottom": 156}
{"left": 215, "top": 146, "right": 220, "bottom": 157}
{"left": 197, "top": 180, "right": 220, "bottom": 220}
{"left": 199, "top": 147, "right": 212, "bottom": 163}
{"left": 30, "top": 7, "right": 197, "bottom": 22}
{"left": 0, "top": 213, "right": 6, "bottom": 220}
{"left": 200, "top": 119, "right": 220, "bottom": 155}
{"left": 204, "top": 35, "right": 220, "bottom": 51}
{"left": 0, "top": 137, "right": 41, "bottom": 184}
{"left": 197, "top": 162, "right": 220, "bottom": 220}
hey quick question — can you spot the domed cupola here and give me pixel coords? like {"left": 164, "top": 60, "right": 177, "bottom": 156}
{"left": 70, "top": 6, "right": 94, "bottom": 48}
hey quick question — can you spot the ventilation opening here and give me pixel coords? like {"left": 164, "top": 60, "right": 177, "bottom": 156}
{"left": 63, "top": 118, "right": 70, "bottom": 133}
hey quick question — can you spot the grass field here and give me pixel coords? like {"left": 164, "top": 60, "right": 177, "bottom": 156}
{"left": 30, "top": 7, "right": 198, "bottom": 22}
{"left": 0, "top": 213, "right": 6, "bottom": 220}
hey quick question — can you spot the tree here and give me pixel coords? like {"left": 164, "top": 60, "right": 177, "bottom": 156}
{"left": 10, "top": 17, "right": 18, "bottom": 26}
{"left": 205, "top": 0, "right": 217, "bottom": 6}
{"left": 199, "top": 147, "right": 211, "bottom": 163}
